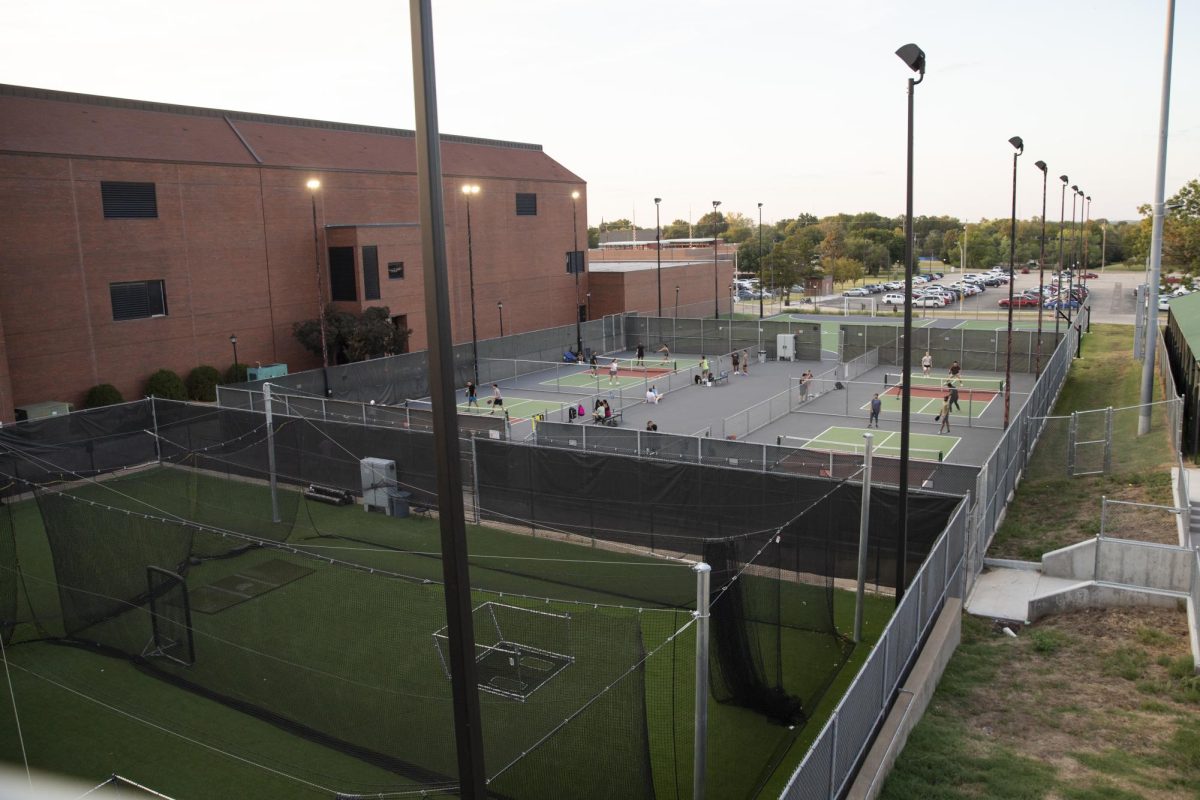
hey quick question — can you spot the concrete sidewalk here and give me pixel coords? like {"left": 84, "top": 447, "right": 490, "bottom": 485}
{"left": 965, "top": 563, "right": 1081, "bottom": 623}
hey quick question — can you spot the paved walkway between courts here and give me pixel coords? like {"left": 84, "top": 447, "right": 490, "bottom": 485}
{"left": 965, "top": 563, "right": 1080, "bottom": 623}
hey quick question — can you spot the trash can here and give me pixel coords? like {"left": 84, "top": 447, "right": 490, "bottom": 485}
{"left": 757, "top": 350, "right": 767, "bottom": 364}
{"left": 387, "top": 489, "right": 411, "bottom": 518}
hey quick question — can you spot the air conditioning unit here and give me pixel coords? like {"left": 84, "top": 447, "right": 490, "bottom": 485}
{"left": 360, "top": 458, "right": 397, "bottom": 513}
{"left": 776, "top": 334, "right": 796, "bottom": 361}
{"left": 14, "top": 401, "right": 73, "bottom": 422}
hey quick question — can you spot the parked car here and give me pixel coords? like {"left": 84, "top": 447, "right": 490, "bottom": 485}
{"left": 1045, "top": 297, "right": 1081, "bottom": 309}
{"left": 1080, "top": 272, "right": 1099, "bottom": 280}
{"left": 913, "top": 296, "right": 946, "bottom": 308}
{"left": 882, "top": 293, "right": 908, "bottom": 305}
{"left": 998, "top": 295, "right": 1040, "bottom": 308}
{"left": 1159, "top": 296, "right": 1171, "bottom": 312}
{"left": 843, "top": 287, "right": 870, "bottom": 297}
{"left": 862, "top": 284, "right": 885, "bottom": 294}
{"left": 884, "top": 281, "right": 905, "bottom": 290}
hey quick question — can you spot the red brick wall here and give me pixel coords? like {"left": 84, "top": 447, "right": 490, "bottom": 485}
{"left": 588, "top": 260, "right": 736, "bottom": 319}
{"left": 0, "top": 154, "right": 586, "bottom": 418}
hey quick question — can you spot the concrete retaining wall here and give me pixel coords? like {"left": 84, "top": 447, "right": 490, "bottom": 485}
{"left": 847, "top": 598, "right": 963, "bottom": 800}
{"left": 1042, "top": 537, "right": 1194, "bottom": 593}
{"left": 1028, "top": 582, "right": 1184, "bottom": 621}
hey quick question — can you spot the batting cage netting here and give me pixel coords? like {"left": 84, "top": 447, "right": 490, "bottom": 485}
{"left": 0, "top": 398, "right": 958, "bottom": 799}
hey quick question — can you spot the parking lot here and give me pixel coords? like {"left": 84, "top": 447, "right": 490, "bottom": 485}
{"left": 829, "top": 265, "right": 1092, "bottom": 313}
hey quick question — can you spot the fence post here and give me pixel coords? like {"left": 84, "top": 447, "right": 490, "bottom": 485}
{"left": 149, "top": 398, "right": 162, "bottom": 464}
{"left": 1099, "top": 496, "right": 1107, "bottom": 538}
{"left": 692, "top": 562, "right": 711, "bottom": 800}
{"left": 1104, "top": 406, "right": 1114, "bottom": 474}
{"left": 829, "top": 715, "right": 840, "bottom": 798}
{"left": 1067, "top": 412, "right": 1077, "bottom": 477}
{"left": 472, "top": 435, "right": 481, "bottom": 524}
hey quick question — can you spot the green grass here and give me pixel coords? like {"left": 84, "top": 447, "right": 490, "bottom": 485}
{"left": 990, "top": 323, "right": 1177, "bottom": 559}
{"left": 0, "top": 468, "right": 898, "bottom": 798}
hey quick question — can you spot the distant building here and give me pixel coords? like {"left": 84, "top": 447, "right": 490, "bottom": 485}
{"left": 0, "top": 85, "right": 586, "bottom": 421}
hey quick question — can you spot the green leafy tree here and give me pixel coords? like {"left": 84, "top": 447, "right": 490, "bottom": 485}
{"left": 185, "top": 366, "right": 222, "bottom": 402}
{"left": 721, "top": 211, "right": 754, "bottom": 244}
{"left": 293, "top": 307, "right": 411, "bottom": 365}
{"left": 587, "top": 226, "right": 600, "bottom": 248}
{"left": 662, "top": 219, "right": 692, "bottom": 239}
{"left": 830, "top": 257, "right": 865, "bottom": 285}
{"left": 1165, "top": 178, "right": 1200, "bottom": 272}
{"left": 144, "top": 369, "right": 187, "bottom": 401}
{"left": 695, "top": 211, "right": 728, "bottom": 239}
{"left": 84, "top": 383, "right": 123, "bottom": 408}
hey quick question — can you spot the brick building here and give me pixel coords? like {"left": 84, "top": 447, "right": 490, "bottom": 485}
{"left": 0, "top": 84, "right": 587, "bottom": 422}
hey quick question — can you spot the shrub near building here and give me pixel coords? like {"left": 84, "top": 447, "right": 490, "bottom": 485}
{"left": 143, "top": 369, "right": 187, "bottom": 401}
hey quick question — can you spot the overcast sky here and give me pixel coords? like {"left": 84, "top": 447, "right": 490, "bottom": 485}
{"left": 5, "top": 0, "right": 1196, "bottom": 228}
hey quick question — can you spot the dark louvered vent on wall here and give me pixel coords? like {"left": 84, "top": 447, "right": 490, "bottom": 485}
{"left": 110, "top": 281, "right": 167, "bottom": 321}
{"left": 101, "top": 182, "right": 158, "bottom": 218}
{"left": 515, "top": 193, "right": 538, "bottom": 216}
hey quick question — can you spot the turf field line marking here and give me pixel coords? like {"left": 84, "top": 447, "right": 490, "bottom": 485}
{"left": 937, "top": 435, "right": 961, "bottom": 460}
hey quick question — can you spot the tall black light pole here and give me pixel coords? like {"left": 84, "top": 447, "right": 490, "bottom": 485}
{"left": 586, "top": 292, "right": 591, "bottom": 320}
{"left": 229, "top": 334, "right": 239, "bottom": 370}
{"left": 497, "top": 301, "right": 504, "bottom": 337}
{"left": 1003, "top": 136, "right": 1023, "bottom": 430}
{"left": 1056, "top": 175, "right": 1068, "bottom": 339}
{"left": 895, "top": 42, "right": 925, "bottom": 605}
{"left": 712, "top": 200, "right": 722, "bottom": 318}
{"left": 1067, "top": 185, "right": 1079, "bottom": 325}
{"left": 655, "top": 197, "right": 663, "bottom": 317}
{"left": 757, "top": 202, "right": 765, "bottom": 319}
{"left": 675, "top": 285, "right": 680, "bottom": 319}
{"left": 1082, "top": 195, "right": 1091, "bottom": 290}
{"left": 408, "top": 0, "right": 487, "bottom": 791}
{"left": 462, "top": 184, "right": 481, "bottom": 385}
{"left": 306, "top": 179, "right": 329, "bottom": 368}
{"left": 1033, "top": 160, "right": 1048, "bottom": 378}
{"left": 571, "top": 190, "right": 582, "bottom": 355}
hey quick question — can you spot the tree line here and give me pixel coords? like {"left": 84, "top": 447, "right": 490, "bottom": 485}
{"left": 588, "top": 175, "right": 1200, "bottom": 289}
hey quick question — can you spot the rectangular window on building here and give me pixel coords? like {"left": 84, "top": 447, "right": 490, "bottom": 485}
{"left": 387, "top": 261, "right": 404, "bottom": 280}
{"left": 101, "top": 182, "right": 158, "bottom": 218}
{"left": 515, "top": 193, "right": 538, "bottom": 216}
{"left": 362, "top": 245, "right": 381, "bottom": 300}
{"left": 110, "top": 280, "right": 167, "bottom": 321}
{"left": 328, "top": 246, "right": 357, "bottom": 302}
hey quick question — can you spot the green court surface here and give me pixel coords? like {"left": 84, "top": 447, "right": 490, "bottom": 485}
{"left": 791, "top": 425, "right": 959, "bottom": 462}
{"left": 864, "top": 384, "right": 996, "bottom": 418}
{"left": 883, "top": 371, "right": 1006, "bottom": 393}
{"left": 460, "top": 395, "right": 569, "bottom": 420}
{"left": 951, "top": 318, "right": 1042, "bottom": 331}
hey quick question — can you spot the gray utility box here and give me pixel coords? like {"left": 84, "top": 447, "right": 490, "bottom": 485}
{"left": 776, "top": 334, "right": 796, "bottom": 361}
{"left": 360, "top": 458, "right": 397, "bottom": 513}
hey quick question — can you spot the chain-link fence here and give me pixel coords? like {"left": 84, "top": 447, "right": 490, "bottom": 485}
{"left": 1100, "top": 497, "right": 1186, "bottom": 546}
{"left": 781, "top": 498, "right": 967, "bottom": 800}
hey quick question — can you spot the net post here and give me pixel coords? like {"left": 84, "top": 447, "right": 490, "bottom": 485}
{"left": 263, "top": 383, "right": 281, "bottom": 523}
{"left": 692, "top": 561, "right": 711, "bottom": 800}
{"left": 854, "top": 433, "right": 874, "bottom": 642}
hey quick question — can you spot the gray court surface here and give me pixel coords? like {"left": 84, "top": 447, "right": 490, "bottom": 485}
{"left": 556, "top": 355, "right": 1036, "bottom": 470}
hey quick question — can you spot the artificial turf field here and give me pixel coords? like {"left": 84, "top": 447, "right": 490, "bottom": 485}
{"left": 0, "top": 468, "right": 895, "bottom": 799}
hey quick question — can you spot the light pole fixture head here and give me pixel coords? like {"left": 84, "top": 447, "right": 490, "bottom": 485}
{"left": 497, "top": 301, "right": 502, "bottom": 309}
{"left": 757, "top": 202, "right": 763, "bottom": 209}
{"left": 571, "top": 190, "right": 580, "bottom": 200}
{"left": 712, "top": 201, "right": 721, "bottom": 210}
{"left": 1060, "top": 175, "right": 1069, "bottom": 184}
{"left": 230, "top": 334, "right": 237, "bottom": 345}
{"left": 1008, "top": 136, "right": 1023, "bottom": 154}
{"left": 306, "top": 179, "right": 321, "bottom": 191}
{"left": 1034, "top": 160, "right": 1047, "bottom": 172}
{"left": 654, "top": 197, "right": 661, "bottom": 205}
{"left": 895, "top": 43, "right": 925, "bottom": 75}
{"left": 1071, "top": 184, "right": 1079, "bottom": 193}
{"left": 1086, "top": 195, "right": 1091, "bottom": 202}
{"left": 462, "top": 184, "right": 480, "bottom": 195}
